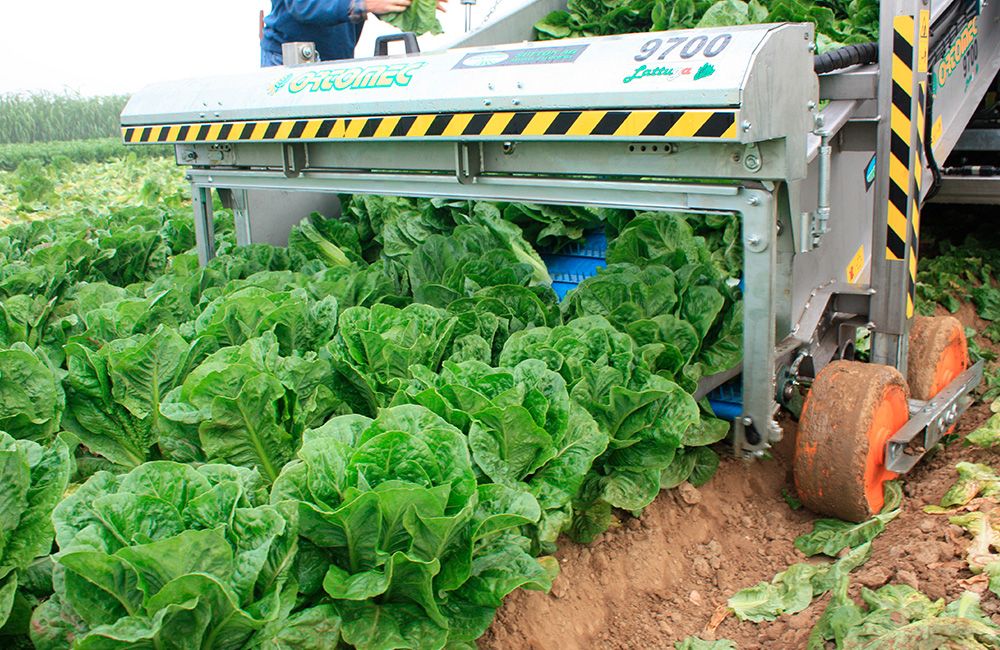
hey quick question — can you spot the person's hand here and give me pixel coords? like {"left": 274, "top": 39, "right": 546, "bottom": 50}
{"left": 367, "top": 0, "right": 447, "bottom": 14}
{"left": 367, "top": 0, "right": 411, "bottom": 14}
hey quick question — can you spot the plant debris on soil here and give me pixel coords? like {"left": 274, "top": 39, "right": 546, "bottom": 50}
{"left": 480, "top": 405, "right": 1000, "bottom": 650}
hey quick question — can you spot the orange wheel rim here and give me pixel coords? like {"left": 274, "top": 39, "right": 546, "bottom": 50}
{"left": 930, "top": 335, "right": 968, "bottom": 397}
{"left": 864, "top": 385, "right": 908, "bottom": 513}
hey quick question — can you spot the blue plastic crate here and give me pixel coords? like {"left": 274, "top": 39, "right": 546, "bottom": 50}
{"left": 551, "top": 273, "right": 594, "bottom": 300}
{"left": 542, "top": 230, "right": 608, "bottom": 300}
{"left": 707, "top": 379, "right": 743, "bottom": 421}
{"left": 540, "top": 229, "right": 745, "bottom": 302}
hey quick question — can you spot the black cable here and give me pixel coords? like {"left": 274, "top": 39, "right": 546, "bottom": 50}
{"left": 923, "top": 76, "right": 944, "bottom": 202}
{"left": 813, "top": 42, "right": 878, "bottom": 74}
{"left": 941, "top": 165, "right": 1000, "bottom": 177}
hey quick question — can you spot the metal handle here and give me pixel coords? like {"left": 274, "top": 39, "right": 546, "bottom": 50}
{"left": 374, "top": 33, "right": 420, "bottom": 57}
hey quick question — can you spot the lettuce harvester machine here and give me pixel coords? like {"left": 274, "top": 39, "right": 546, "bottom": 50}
{"left": 121, "top": 0, "right": 1000, "bottom": 521}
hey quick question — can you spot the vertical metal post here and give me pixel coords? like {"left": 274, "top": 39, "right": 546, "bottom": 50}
{"left": 774, "top": 183, "right": 796, "bottom": 337}
{"left": 870, "top": 0, "right": 931, "bottom": 371}
{"left": 735, "top": 187, "right": 780, "bottom": 454}
{"left": 191, "top": 185, "right": 217, "bottom": 265}
{"left": 230, "top": 190, "right": 253, "bottom": 247}
{"left": 462, "top": 0, "right": 476, "bottom": 32}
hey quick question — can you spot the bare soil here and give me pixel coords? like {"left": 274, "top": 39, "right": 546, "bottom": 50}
{"left": 480, "top": 304, "right": 1000, "bottom": 649}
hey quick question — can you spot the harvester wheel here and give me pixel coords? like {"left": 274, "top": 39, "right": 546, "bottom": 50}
{"left": 908, "top": 315, "right": 968, "bottom": 401}
{"left": 794, "top": 360, "right": 909, "bottom": 522}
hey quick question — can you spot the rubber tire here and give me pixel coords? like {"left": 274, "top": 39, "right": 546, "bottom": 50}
{"left": 795, "top": 360, "right": 909, "bottom": 522}
{"left": 908, "top": 315, "right": 969, "bottom": 401}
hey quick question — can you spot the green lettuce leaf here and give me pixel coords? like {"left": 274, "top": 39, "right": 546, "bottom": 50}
{"left": 42, "top": 460, "right": 297, "bottom": 649}
{"left": 0, "top": 433, "right": 71, "bottom": 631}
{"left": 382, "top": 0, "right": 443, "bottom": 35}
{"left": 729, "top": 542, "right": 872, "bottom": 622}
{"left": 0, "top": 343, "right": 64, "bottom": 442}
{"left": 273, "top": 405, "right": 553, "bottom": 650}
{"left": 795, "top": 481, "right": 903, "bottom": 557}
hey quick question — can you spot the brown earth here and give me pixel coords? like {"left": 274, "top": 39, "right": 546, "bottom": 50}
{"left": 480, "top": 305, "right": 1000, "bottom": 650}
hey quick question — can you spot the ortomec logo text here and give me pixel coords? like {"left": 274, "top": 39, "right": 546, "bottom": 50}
{"left": 277, "top": 62, "right": 426, "bottom": 93}
{"left": 934, "top": 16, "right": 977, "bottom": 90}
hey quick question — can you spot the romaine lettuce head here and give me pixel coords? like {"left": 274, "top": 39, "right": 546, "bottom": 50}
{"left": 272, "top": 405, "right": 555, "bottom": 650}
{"left": 34, "top": 461, "right": 298, "bottom": 650}
{"left": 394, "top": 359, "right": 609, "bottom": 551}
{"left": 0, "top": 432, "right": 71, "bottom": 633}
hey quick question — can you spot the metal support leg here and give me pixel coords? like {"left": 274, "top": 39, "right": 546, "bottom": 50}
{"left": 736, "top": 187, "right": 781, "bottom": 455}
{"left": 869, "top": 0, "right": 930, "bottom": 371}
{"left": 191, "top": 185, "right": 216, "bottom": 265}
{"left": 230, "top": 189, "right": 253, "bottom": 247}
{"left": 774, "top": 183, "right": 796, "bottom": 336}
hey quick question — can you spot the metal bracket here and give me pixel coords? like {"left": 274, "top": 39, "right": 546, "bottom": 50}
{"left": 627, "top": 142, "right": 675, "bottom": 155}
{"left": 208, "top": 143, "right": 233, "bottom": 165}
{"left": 282, "top": 143, "right": 307, "bottom": 178}
{"left": 455, "top": 142, "right": 482, "bottom": 185}
{"left": 782, "top": 281, "right": 873, "bottom": 347}
{"left": 281, "top": 41, "right": 319, "bottom": 67}
{"left": 885, "top": 359, "right": 984, "bottom": 474}
{"left": 742, "top": 143, "right": 762, "bottom": 172}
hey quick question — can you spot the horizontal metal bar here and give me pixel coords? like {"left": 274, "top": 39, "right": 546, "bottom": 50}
{"left": 435, "top": 0, "right": 567, "bottom": 50}
{"left": 123, "top": 107, "right": 742, "bottom": 145}
{"left": 694, "top": 364, "right": 743, "bottom": 401}
{"left": 953, "top": 129, "right": 1000, "bottom": 151}
{"left": 186, "top": 168, "right": 743, "bottom": 212}
{"left": 177, "top": 137, "right": 793, "bottom": 182}
{"left": 928, "top": 176, "right": 1000, "bottom": 205}
{"left": 818, "top": 67, "right": 878, "bottom": 101}
{"left": 885, "top": 359, "right": 984, "bottom": 474}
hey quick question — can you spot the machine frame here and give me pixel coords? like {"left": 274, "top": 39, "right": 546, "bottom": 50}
{"left": 121, "top": 0, "right": 995, "bottom": 467}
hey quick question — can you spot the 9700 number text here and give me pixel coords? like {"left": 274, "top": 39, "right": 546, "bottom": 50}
{"left": 634, "top": 34, "right": 732, "bottom": 62}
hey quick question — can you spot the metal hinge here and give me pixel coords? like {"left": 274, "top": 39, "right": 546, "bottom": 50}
{"left": 455, "top": 142, "right": 482, "bottom": 185}
{"left": 282, "top": 143, "right": 307, "bottom": 178}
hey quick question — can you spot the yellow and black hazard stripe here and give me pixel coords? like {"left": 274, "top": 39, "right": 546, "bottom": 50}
{"left": 907, "top": 10, "right": 930, "bottom": 318}
{"left": 885, "top": 14, "right": 916, "bottom": 267}
{"left": 122, "top": 108, "right": 738, "bottom": 145}
{"left": 908, "top": 81, "right": 927, "bottom": 318}
{"left": 885, "top": 12, "right": 930, "bottom": 318}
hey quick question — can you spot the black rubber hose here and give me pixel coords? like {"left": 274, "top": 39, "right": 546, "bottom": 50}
{"left": 941, "top": 165, "right": 1000, "bottom": 177}
{"left": 923, "top": 77, "right": 944, "bottom": 202}
{"left": 814, "top": 42, "right": 878, "bottom": 74}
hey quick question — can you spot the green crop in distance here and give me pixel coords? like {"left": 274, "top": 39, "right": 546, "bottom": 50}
{"left": 0, "top": 93, "right": 129, "bottom": 144}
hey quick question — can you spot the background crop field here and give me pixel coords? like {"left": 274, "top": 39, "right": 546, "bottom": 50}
{"left": 0, "top": 92, "right": 128, "bottom": 144}
{"left": 0, "top": 93, "right": 170, "bottom": 170}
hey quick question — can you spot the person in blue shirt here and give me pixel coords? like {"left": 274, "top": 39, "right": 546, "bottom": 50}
{"left": 261, "top": 0, "right": 447, "bottom": 67}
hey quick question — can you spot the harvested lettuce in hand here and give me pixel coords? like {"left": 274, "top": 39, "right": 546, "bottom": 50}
{"left": 382, "top": 0, "right": 443, "bottom": 35}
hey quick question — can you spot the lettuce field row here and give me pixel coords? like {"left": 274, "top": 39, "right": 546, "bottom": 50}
{"left": 0, "top": 165, "right": 742, "bottom": 650}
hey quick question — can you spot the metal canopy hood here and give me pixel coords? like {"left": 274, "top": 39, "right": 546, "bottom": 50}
{"left": 121, "top": 23, "right": 815, "bottom": 149}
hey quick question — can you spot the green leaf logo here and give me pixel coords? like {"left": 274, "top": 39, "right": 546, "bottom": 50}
{"left": 694, "top": 63, "right": 716, "bottom": 81}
